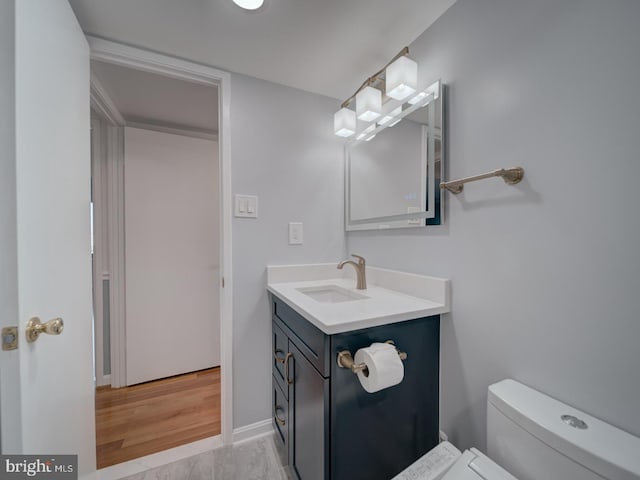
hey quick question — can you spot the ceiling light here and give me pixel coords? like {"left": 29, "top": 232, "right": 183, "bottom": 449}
{"left": 386, "top": 56, "right": 418, "bottom": 101}
{"left": 232, "top": 0, "right": 264, "bottom": 10}
{"left": 334, "top": 108, "right": 356, "bottom": 138}
{"left": 356, "top": 86, "right": 382, "bottom": 122}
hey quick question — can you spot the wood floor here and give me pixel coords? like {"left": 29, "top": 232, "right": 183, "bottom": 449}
{"left": 95, "top": 367, "right": 221, "bottom": 469}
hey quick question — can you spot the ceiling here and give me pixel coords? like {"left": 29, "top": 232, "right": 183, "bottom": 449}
{"left": 92, "top": 60, "right": 219, "bottom": 133}
{"left": 69, "top": 0, "right": 456, "bottom": 101}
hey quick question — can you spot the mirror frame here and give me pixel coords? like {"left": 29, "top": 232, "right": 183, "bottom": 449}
{"left": 345, "top": 80, "right": 445, "bottom": 231}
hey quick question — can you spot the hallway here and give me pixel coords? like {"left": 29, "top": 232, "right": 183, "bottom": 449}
{"left": 96, "top": 368, "right": 221, "bottom": 468}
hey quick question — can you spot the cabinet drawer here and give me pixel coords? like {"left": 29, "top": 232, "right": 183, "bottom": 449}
{"left": 272, "top": 296, "right": 330, "bottom": 376}
{"left": 272, "top": 376, "right": 289, "bottom": 465}
{"left": 272, "top": 320, "right": 289, "bottom": 397}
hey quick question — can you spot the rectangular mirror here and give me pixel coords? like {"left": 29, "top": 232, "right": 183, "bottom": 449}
{"left": 345, "top": 80, "right": 444, "bottom": 231}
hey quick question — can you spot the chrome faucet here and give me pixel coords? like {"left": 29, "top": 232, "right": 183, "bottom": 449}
{"left": 337, "top": 254, "right": 367, "bottom": 290}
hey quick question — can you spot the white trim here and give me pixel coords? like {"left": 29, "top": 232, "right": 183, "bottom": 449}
{"left": 126, "top": 118, "right": 218, "bottom": 142}
{"left": 88, "top": 36, "right": 234, "bottom": 446}
{"left": 219, "top": 59, "right": 234, "bottom": 448}
{"left": 90, "top": 114, "right": 111, "bottom": 388}
{"left": 88, "top": 36, "right": 226, "bottom": 86}
{"left": 90, "top": 71, "right": 125, "bottom": 126}
{"left": 108, "top": 125, "right": 126, "bottom": 388}
{"left": 232, "top": 419, "right": 274, "bottom": 444}
{"left": 97, "top": 374, "right": 111, "bottom": 387}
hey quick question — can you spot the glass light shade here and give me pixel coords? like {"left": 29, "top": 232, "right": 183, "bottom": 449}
{"left": 334, "top": 108, "right": 356, "bottom": 137}
{"left": 378, "top": 103, "right": 403, "bottom": 126}
{"left": 232, "top": 0, "right": 264, "bottom": 10}
{"left": 356, "top": 86, "right": 382, "bottom": 121}
{"left": 386, "top": 56, "right": 418, "bottom": 101}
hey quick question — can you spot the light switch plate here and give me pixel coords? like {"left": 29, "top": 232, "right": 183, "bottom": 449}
{"left": 289, "top": 222, "right": 303, "bottom": 245}
{"left": 235, "top": 194, "right": 258, "bottom": 218}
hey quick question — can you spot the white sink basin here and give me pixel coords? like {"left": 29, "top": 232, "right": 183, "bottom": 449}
{"left": 296, "top": 285, "right": 369, "bottom": 304}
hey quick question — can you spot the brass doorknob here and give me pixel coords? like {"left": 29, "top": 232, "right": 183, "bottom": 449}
{"left": 25, "top": 317, "right": 64, "bottom": 343}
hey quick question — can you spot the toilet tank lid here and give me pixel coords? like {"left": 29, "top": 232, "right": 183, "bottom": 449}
{"left": 488, "top": 379, "right": 640, "bottom": 480}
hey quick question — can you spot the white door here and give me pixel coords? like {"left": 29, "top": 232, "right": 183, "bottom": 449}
{"left": 1, "top": 0, "right": 95, "bottom": 476}
{"left": 124, "top": 127, "right": 221, "bottom": 385}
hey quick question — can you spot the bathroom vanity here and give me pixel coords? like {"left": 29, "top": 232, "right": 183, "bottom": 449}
{"left": 267, "top": 264, "right": 450, "bottom": 480}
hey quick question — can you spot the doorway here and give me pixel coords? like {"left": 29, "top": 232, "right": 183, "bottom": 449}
{"left": 89, "top": 53, "right": 226, "bottom": 467}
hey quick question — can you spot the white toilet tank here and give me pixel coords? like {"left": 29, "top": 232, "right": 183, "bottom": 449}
{"left": 487, "top": 379, "right": 640, "bottom": 480}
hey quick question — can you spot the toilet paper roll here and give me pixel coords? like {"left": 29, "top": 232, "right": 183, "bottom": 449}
{"left": 354, "top": 342, "right": 404, "bottom": 393}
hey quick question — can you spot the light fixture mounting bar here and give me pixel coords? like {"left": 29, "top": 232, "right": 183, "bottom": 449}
{"left": 340, "top": 46, "right": 410, "bottom": 109}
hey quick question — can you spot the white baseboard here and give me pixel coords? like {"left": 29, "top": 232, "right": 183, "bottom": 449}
{"left": 95, "top": 374, "right": 111, "bottom": 387}
{"left": 232, "top": 418, "right": 274, "bottom": 444}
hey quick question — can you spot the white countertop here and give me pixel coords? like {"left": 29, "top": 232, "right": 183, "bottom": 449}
{"left": 266, "top": 264, "right": 450, "bottom": 334}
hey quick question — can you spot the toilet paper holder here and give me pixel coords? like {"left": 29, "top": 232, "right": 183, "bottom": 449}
{"left": 337, "top": 340, "right": 407, "bottom": 374}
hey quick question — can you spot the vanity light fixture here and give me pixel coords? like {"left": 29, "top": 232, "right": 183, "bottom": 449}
{"left": 232, "top": 0, "right": 264, "bottom": 10}
{"left": 333, "top": 46, "right": 419, "bottom": 138}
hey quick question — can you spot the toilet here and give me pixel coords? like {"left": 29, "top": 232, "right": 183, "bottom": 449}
{"left": 394, "top": 379, "right": 640, "bottom": 479}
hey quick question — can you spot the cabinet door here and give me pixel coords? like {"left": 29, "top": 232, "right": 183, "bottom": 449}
{"left": 289, "top": 341, "right": 330, "bottom": 480}
{"left": 330, "top": 316, "right": 440, "bottom": 479}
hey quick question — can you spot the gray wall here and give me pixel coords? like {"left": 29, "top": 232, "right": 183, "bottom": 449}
{"left": 347, "top": 0, "right": 640, "bottom": 450}
{"left": 0, "top": 0, "right": 21, "bottom": 451}
{"left": 230, "top": 73, "right": 346, "bottom": 427}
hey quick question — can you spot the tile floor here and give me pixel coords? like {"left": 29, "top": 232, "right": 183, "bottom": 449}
{"left": 119, "top": 434, "right": 291, "bottom": 480}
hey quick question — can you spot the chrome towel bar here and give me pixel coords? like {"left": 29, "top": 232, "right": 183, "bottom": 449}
{"left": 440, "top": 166, "right": 524, "bottom": 194}
{"left": 336, "top": 340, "right": 407, "bottom": 375}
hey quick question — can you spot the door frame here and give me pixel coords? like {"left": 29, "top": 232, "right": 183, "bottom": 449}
{"left": 88, "top": 36, "right": 234, "bottom": 445}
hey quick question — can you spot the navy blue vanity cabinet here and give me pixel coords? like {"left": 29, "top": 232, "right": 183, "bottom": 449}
{"left": 272, "top": 297, "right": 331, "bottom": 480}
{"left": 270, "top": 294, "right": 440, "bottom": 480}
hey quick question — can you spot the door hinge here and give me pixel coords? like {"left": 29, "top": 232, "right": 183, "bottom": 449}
{"left": 222, "top": 276, "right": 225, "bottom": 288}
{"left": 2, "top": 326, "right": 18, "bottom": 351}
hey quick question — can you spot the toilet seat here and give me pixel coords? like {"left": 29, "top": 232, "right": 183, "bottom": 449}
{"left": 393, "top": 442, "right": 518, "bottom": 480}
{"left": 441, "top": 449, "right": 517, "bottom": 480}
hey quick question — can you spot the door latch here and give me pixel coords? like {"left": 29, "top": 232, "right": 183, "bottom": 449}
{"left": 2, "top": 326, "right": 18, "bottom": 351}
